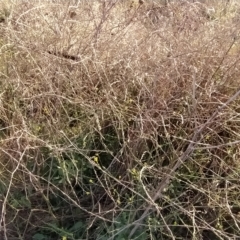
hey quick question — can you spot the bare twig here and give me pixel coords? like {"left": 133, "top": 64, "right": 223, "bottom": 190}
{"left": 128, "top": 88, "right": 240, "bottom": 238}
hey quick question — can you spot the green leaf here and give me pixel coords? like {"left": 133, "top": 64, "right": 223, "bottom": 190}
{"left": 69, "top": 221, "right": 84, "bottom": 232}
{"left": 32, "top": 233, "right": 48, "bottom": 240}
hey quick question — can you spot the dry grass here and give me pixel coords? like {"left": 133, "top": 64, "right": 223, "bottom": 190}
{"left": 1, "top": 0, "right": 240, "bottom": 239}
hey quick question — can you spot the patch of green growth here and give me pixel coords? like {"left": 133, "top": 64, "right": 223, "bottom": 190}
{"left": 97, "top": 210, "right": 148, "bottom": 240}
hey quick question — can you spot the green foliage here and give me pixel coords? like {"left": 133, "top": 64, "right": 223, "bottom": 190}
{"left": 97, "top": 211, "right": 148, "bottom": 240}
{"left": 32, "top": 218, "right": 88, "bottom": 239}
{"left": 32, "top": 233, "right": 48, "bottom": 240}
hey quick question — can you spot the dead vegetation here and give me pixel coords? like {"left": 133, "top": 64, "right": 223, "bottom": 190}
{"left": 1, "top": 0, "right": 240, "bottom": 239}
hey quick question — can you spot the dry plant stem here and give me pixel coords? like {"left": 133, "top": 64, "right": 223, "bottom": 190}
{"left": 2, "top": 1, "right": 240, "bottom": 238}
{"left": 128, "top": 88, "right": 240, "bottom": 238}
{"left": 0, "top": 136, "right": 26, "bottom": 240}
